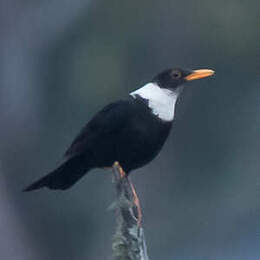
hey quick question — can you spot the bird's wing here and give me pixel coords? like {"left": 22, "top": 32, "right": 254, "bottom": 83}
{"left": 64, "top": 100, "right": 132, "bottom": 159}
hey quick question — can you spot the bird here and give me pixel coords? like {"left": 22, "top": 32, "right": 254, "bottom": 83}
{"left": 24, "top": 68, "right": 214, "bottom": 192}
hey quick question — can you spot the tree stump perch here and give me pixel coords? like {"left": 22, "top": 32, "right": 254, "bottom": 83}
{"left": 112, "top": 162, "right": 150, "bottom": 260}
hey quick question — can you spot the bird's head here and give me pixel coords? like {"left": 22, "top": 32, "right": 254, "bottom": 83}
{"left": 130, "top": 67, "right": 215, "bottom": 121}
{"left": 152, "top": 68, "right": 215, "bottom": 93}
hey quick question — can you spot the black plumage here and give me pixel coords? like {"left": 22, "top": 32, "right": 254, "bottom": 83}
{"left": 24, "top": 68, "right": 214, "bottom": 191}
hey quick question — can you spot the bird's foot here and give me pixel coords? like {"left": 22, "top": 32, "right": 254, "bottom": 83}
{"left": 114, "top": 161, "right": 126, "bottom": 178}
{"left": 112, "top": 162, "right": 142, "bottom": 226}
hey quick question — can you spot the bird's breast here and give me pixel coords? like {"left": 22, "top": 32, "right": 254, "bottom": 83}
{"left": 114, "top": 114, "right": 172, "bottom": 171}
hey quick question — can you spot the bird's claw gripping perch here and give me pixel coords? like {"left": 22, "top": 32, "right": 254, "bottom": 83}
{"left": 114, "top": 161, "right": 126, "bottom": 178}
{"left": 112, "top": 161, "right": 142, "bottom": 226}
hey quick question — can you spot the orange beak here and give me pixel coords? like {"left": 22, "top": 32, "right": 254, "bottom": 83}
{"left": 185, "top": 69, "right": 215, "bottom": 81}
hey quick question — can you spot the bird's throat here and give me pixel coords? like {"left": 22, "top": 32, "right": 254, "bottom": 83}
{"left": 130, "top": 83, "right": 179, "bottom": 122}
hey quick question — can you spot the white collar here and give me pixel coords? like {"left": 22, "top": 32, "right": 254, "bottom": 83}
{"left": 130, "top": 82, "right": 179, "bottom": 122}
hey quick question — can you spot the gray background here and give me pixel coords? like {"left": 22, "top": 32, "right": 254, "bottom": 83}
{"left": 1, "top": 0, "right": 259, "bottom": 259}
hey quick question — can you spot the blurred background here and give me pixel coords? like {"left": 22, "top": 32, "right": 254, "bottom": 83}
{"left": 1, "top": 0, "right": 259, "bottom": 259}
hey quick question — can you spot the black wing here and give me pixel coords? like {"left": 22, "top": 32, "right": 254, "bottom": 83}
{"left": 64, "top": 100, "right": 132, "bottom": 159}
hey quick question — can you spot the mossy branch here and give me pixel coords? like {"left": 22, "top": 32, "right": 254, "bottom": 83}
{"left": 112, "top": 162, "right": 150, "bottom": 260}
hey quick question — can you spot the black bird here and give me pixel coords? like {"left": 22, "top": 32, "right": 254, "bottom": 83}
{"left": 24, "top": 68, "right": 214, "bottom": 191}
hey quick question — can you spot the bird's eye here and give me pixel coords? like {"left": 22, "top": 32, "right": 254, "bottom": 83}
{"left": 171, "top": 70, "right": 182, "bottom": 79}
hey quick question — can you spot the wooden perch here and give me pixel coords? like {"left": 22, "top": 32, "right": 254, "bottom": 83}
{"left": 112, "top": 162, "right": 150, "bottom": 260}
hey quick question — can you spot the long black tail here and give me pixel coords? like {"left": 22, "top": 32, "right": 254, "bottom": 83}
{"left": 23, "top": 156, "right": 91, "bottom": 191}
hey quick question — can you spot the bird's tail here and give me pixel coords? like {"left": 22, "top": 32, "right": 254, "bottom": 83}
{"left": 23, "top": 156, "right": 91, "bottom": 191}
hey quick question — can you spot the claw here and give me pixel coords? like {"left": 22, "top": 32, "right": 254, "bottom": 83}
{"left": 114, "top": 161, "right": 126, "bottom": 178}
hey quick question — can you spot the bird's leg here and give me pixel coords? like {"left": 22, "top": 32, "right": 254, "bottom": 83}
{"left": 113, "top": 162, "right": 142, "bottom": 226}
{"left": 128, "top": 177, "right": 142, "bottom": 227}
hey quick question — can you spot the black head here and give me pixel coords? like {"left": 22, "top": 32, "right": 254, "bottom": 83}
{"left": 152, "top": 68, "right": 215, "bottom": 91}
